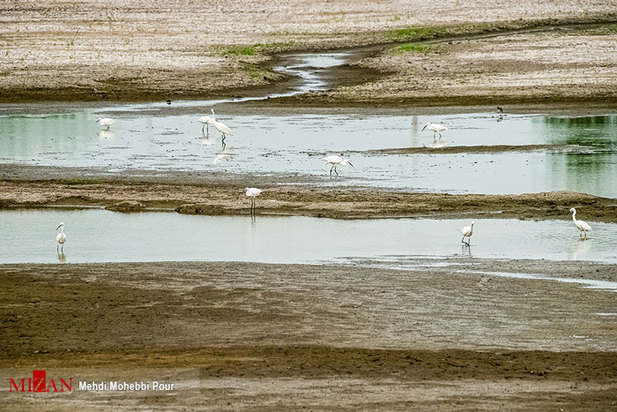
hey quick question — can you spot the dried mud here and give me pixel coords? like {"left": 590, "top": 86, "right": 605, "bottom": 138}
{"left": 1, "top": 260, "right": 616, "bottom": 410}
{"left": 1, "top": 1, "right": 617, "bottom": 105}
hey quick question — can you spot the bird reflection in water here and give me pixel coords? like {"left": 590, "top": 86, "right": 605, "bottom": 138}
{"left": 572, "top": 237, "right": 592, "bottom": 260}
{"left": 99, "top": 130, "right": 115, "bottom": 140}
{"left": 213, "top": 148, "right": 235, "bottom": 165}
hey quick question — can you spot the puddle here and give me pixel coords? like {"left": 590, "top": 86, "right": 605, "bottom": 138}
{"left": 1, "top": 111, "right": 616, "bottom": 197}
{"left": 1, "top": 210, "right": 616, "bottom": 265}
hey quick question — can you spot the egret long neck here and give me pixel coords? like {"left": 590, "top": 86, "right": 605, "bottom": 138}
{"left": 571, "top": 210, "right": 577, "bottom": 222}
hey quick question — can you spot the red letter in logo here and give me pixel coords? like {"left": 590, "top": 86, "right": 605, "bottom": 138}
{"left": 9, "top": 379, "right": 26, "bottom": 392}
{"left": 32, "top": 370, "right": 47, "bottom": 393}
{"left": 60, "top": 378, "right": 73, "bottom": 392}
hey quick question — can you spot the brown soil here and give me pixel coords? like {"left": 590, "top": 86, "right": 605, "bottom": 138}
{"left": 289, "top": 23, "right": 617, "bottom": 108}
{"left": 364, "top": 143, "right": 574, "bottom": 155}
{"left": 1, "top": 260, "right": 616, "bottom": 410}
{"left": 2, "top": 1, "right": 617, "bottom": 105}
{"left": 0, "top": 166, "right": 615, "bottom": 221}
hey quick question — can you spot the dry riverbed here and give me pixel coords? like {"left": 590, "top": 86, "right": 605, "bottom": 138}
{"left": 1, "top": 260, "right": 616, "bottom": 410}
{"left": 1, "top": 1, "right": 617, "bottom": 104}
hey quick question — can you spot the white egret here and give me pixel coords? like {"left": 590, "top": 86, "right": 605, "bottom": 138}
{"left": 322, "top": 154, "right": 353, "bottom": 176}
{"left": 199, "top": 109, "right": 233, "bottom": 147}
{"left": 96, "top": 118, "right": 115, "bottom": 130}
{"left": 421, "top": 122, "right": 447, "bottom": 139}
{"left": 569, "top": 208, "right": 592, "bottom": 237}
{"left": 245, "top": 187, "right": 262, "bottom": 214}
{"left": 460, "top": 220, "right": 474, "bottom": 245}
{"left": 56, "top": 222, "right": 67, "bottom": 253}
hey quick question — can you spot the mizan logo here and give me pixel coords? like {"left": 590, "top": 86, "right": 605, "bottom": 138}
{"left": 9, "top": 370, "right": 73, "bottom": 393}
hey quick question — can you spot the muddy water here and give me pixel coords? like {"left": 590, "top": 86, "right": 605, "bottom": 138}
{"left": 1, "top": 209, "right": 615, "bottom": 265}
{"left": 0, "top": 110, "right": 616, "bottom": 196}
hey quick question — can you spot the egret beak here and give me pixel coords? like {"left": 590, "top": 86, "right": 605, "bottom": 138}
{"left": 56, "top": 224, "right": 62, "bottom": 230}
{"left": 348, "top": 162, "right": 354, "bottom": 167}
{"left": 421, "top": 124, "right": 428, "bottom": 131}
{"left": 95, "top": 119, "right": 100, "bottom": 123}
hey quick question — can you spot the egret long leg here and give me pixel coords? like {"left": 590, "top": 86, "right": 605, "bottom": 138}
{"left": 334, "top": 165, "right": 339, "bottom": 176}
{"left": 330, "top": 165, "right": 334, "bottom": 176}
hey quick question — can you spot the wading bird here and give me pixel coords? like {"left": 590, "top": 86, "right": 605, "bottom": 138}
{"left": 460, "top": 220, "right": 474, "bottom": 245}
{"left": 96, "top": 118, "right": 115, "bottom": 130}
{"left": 245, "top": 187, "right": 262, "bottom": 214}
{"left": 421, "top": 122, "right": 447, "bottom": 139}
{"left": 56, "top": 222, "right": 67, "bottom": 253}
{"left": 569, "top": 208, "right": 592, "bottom": 238}
{"left": 199, "top": 109, "right": 233, "bottom": 147}
{"left": 322, "top": 154, "right": 353, "bottom": 176}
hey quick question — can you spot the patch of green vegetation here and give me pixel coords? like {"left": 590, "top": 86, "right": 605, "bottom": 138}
{"left": 244, "top": 63, "right": 278, "bottom": 81}
{"left": 224, "top": 45, "right": 259, "bottom": 56}
{"left": 0, "top": 70, "right": 11, "bottom": 77}
{"left": 387, "top": 26, "right": 447, "bottom": 41}
{"left": 390, "top": 43, "right": 435, "bottom": 54}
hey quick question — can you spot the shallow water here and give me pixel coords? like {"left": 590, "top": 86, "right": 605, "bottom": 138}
{"left": 1, "top": 110, "right": 616, "bottom": 196}
{"left": 1, "top": 210, "right": 615, "bottom": 264}
{"left": 0, "top": 51, "right": 616, "bottom": 196}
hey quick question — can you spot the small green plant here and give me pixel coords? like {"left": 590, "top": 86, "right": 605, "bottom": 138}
{"left": 390, "top": 43, "right": 434, "bottom": 54}
{"left": 223, "top": 45, "right": 258, "bottom": 56}
{"left": 244, "top": 63, "right": 276, "bottom": 80}
{"left": 387, "top": 26, "right": 446, "bottom": 41}
{"left": 0, "top": 70, "right": 11, "bottom": 76}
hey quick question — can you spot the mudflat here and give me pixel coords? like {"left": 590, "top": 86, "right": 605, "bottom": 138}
{"left": 1, "top": 260, "right": 616, "bottom": 410}
{"left": 1, "top": 165, "right": 616, "bottom": 221}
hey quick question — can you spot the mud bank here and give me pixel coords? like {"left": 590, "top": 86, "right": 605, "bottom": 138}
{"left": 1, "top": 260, "right": 616, "bottom": 410}
{"left": 0, "top": 165, "right": 615, "bottom": 221}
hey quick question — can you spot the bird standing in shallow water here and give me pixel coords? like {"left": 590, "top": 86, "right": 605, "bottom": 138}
{"left": 96, "top": 117, "right": 115, "bottom": 130}
{"left": 245, "top": 187, "right": 262, "bottom": 214}
{"left": 421, "top": 122, "right": 447, "bottom": 139}
{"left": 199, "top": 109, "right": 233, "bottom": 148}
{"left": 460, "top": 220, "right": 474, "bottom": 245}
{"left": 322, "top": 154, "right": 353, "bottom": 176}
{"left": 569, "top": 208, "right": 592, "bottom": 238}
{"left": 56, "top": 222, "right": 67, "bottom": 253}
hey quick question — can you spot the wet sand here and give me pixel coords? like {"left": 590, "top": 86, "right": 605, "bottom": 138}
{"left": 1, "top": 165, "right": 615, "bottom": 221}
{"left": 364, "top": 143, "right": 575, "bottom": 155}
{"left": 1, "top": 260, "right": 616, "bottom": 410}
